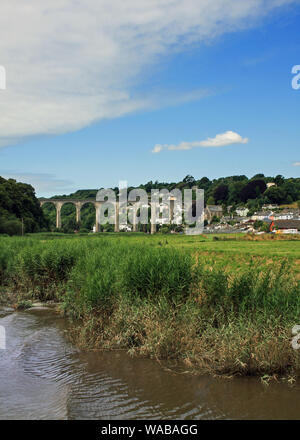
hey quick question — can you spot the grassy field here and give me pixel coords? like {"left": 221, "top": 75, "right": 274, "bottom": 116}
{"left": 1, "top": 232, "right": 300, "bottom": 378}
{"left": 27, "top": 231, "right": 300, "bottom": 256}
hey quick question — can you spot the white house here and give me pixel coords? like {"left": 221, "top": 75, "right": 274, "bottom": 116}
{"left": 119, "top": 224, "right": 132, "bottom": 232}
{"left": 262, "top": 204, "right": 279, "bottom": 210}
{"left": 273, "top": 209, "right": 300, "bottom": 220}
{"left": 236, "top": 207, "right": 249, "bottom": 217}
{"left": 251, "top": 211, "right": 273, "bottom": 221}
{"left": 266, "top": 182, "right": 276, "bottom": 189}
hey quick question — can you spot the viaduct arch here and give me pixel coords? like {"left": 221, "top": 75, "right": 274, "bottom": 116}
{"left": 39, "top": 198, "right": 166, "bottom": 233}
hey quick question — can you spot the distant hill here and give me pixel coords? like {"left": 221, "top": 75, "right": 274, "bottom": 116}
{"left": 51, "top": 189, "right": 98, "bottom": 200}
{"left": 42, "top": 174, "right": 300, "bottom": 232}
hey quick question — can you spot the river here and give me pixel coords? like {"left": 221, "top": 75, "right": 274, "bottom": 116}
{"left": 0, "top": 306, "right": 300, "bottom": 420}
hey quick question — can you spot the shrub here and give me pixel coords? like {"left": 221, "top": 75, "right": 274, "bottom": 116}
{"left": 0, "top": 219, "right": 22, "bottom": 236}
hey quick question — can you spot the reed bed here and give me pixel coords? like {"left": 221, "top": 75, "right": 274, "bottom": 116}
{"left": 1, "top": 234, "right": 300, "bottom": 376}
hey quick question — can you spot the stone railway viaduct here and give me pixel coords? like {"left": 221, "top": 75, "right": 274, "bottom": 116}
{"left": 39, "top": 198, "right": 168, "bottom": 234}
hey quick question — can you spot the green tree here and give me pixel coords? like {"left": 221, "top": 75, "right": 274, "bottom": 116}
{"left": 0, "top": 176, "right": 48, "bottom": 234}
{"left": 265, "top": 186, "right": 286, "bottom": 204}
{"left": 240, "top": 179, "right": 267, "bottom": 203}
{"left": 213, "top": 184, "right": 229, "bottom": 203}
{"left": 183, "top": 175, "right": 196, "bottom": 186}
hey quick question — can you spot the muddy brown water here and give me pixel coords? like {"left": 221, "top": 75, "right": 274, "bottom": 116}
{"left": 0, "top": 306, "right": 300, "bottom": 420}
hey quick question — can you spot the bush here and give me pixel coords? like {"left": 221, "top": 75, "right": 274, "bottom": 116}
{"left": 0, "top": 218, "right": 22, "bottom": 236}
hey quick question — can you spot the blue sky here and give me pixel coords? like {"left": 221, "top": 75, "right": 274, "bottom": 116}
{"left": 0, "top": 0, "right": 300, "bottom": 197}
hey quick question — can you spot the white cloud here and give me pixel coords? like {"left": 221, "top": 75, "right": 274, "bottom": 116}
{"left": 152, "top": 144, "right": 164, "bottom": 154}
{"left": 152, "top": 130, "right": 249, "bottom": 153}
{"left": 293, "top": 162, "right": 300, "bottom": 166}
{"left": 0, "top": 0, "right": 297, "bottom": 146}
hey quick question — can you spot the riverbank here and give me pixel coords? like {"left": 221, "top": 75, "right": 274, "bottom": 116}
{"left": 3, "top": 306, "right": 300, "bottom": 420}
{"left": 1, "top": 234, "right": 300, "bottom": 378}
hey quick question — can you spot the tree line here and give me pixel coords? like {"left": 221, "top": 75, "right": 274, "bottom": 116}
{"left": 1, "top": 173, "right": 300, "bottom": 234}
{"left": 43, "top": 173, "right": 300, "bottom": 232}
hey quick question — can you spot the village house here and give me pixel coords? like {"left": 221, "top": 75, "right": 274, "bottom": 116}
{"left": 262, "top": 203, "right": 279, "bottom": 210}
{"left": 273, "top": 208, "right": 300, "bottom": 220}
{"left": 272, "top": 219, "right": 300, "bottom": 234}
{"left": 235, "top": 207, "right": 249, "bottom": 217}
{"left": 222, "top": 215, "right": 249, "bottom": 224}
{"left": 205, "top": 205, "right": 223, "bottom": 223}
{"left": 251, "top": 211, "right": 273, "bottom": 221}
{"left": 266, "top": 182, "right": 276, "bottom": 189}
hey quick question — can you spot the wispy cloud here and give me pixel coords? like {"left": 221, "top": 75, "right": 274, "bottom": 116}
{"left": 293, "top": 162, "right": 300, "bottom": 166}
{"left": 151, "top": 130, "right": 249, "bottom": 153}
{"left": 0, "top": 0, "right": 297, "bottom": 147}
{"left": 243, "top": 48, "right": 277, "bottom": 67}
{"left": 0, "top": 171, "right": 74, "bottom": 196}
